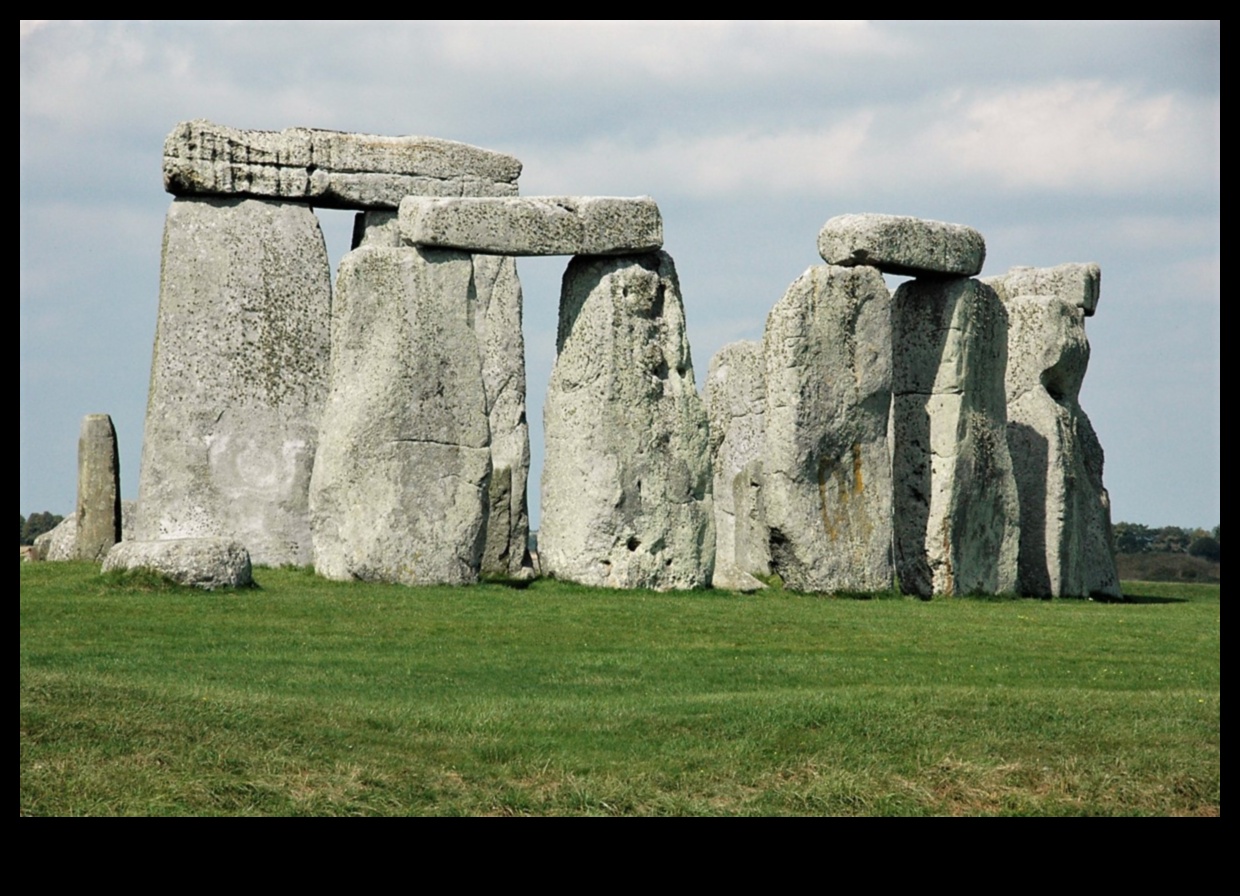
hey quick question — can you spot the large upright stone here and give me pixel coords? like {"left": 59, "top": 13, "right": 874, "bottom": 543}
{"left": 762, "top": 265, "right": 895, "bottom": 593}
{"left": 309, "top": 246, "right": 491, "bottom": 586}
{"left": 541, "top": 252, "right": 713, "bottom": 590}
{"left": 989, "top": 263, "right": 1101, "bottom": 316}
{"left": 706, "top": 341, "right": 770, "bottom": 592}
{"left": 1005, "top": 295, "right": 1121, "bottom": 598}
{"left": 400, "top": 196, "right": 663, "bottom": 256}
{"left": 164, "top": 120, "right": 521, "bottom": 208}
{"left": 473, "top": 255, "right": 533, "bottom": 577}
{"left": 818, "top": 214, "right": 985, "bottom": 277}
{"left": 135, "top": 197, "right": 331, "bottom": 566}
{"left": 74, "top": 414, "right": 122, "bottom": 562}
{"left": 892, "top": 278, "right": 1020, "bottom": 596}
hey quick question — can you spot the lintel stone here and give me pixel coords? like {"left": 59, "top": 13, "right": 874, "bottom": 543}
{"left": 164, "top": 120, "right": 522, "bottom": 209}
{"left": 399, "top": 196, "right": 663, "bottom": 256}
{"left": 818, "top": 213, "right": 986, "bottom": 277}
{"left": 990, "top": 263, "right": 1101, "bottom": 316}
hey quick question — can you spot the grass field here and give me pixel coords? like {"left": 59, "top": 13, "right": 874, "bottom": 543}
{"left": 20, "top": 563, "right": 1220, "bottom": 816}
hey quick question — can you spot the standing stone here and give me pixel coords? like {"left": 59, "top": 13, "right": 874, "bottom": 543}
{"left": 707, "top": 341, "right": 770, "bottom": 592}
{"left": 989, "top": 263, "right": 1101, "bottom": 316}
{"left": 1005, "top": 295, "right": 1121, "bottom": 598}
{"left": 762, "top": 265, "right": 895, "bottom": 593}
{"left": 135, "top": 197, "right": 331, "bottom": 566}
{"left": 541, "top": 252, "right": 713, "bottom": 590}
{"left": 473, "top": 254, "right": 533, "bottom": 577}
{"left": 892, "top": 278, "right": 1020, "bottom": 596}
{"left": 74, "top": 414, "right": 122, "bottom": 562}
{"left": 309, "top": 246, "right": 491, "bottom": 586}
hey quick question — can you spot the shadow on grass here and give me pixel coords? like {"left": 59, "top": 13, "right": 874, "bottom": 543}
{"left": 1117, "top": 593, "right": 1189, "bottom": 605}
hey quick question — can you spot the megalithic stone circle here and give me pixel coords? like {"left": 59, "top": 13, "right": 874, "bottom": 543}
{"left": 541, "top": 251, "right": 714, "bottom": 590}
{"left": 309, "top": 246, "right": 492, "bottom": 586}
{"left": 706, "top": 341, "right": 770, "bottom": 592}
{"left": 761, "top": 264, "right": 895, "bottom": 593}
{"left": 74, "top": 413, "right": 122, "bottom": 562}
{"left": 135, "top": 197, "right": 332, "bottom": 566}
{"left": 164, "top": 120, "right": 521, "bottom": 208}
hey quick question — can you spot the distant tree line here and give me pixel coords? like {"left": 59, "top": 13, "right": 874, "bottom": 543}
{"left": 20, "top": 512, "right": 65, "bottom": 546}
{"left": 1113, "top": 523, "right": 1220, "bottom": 563}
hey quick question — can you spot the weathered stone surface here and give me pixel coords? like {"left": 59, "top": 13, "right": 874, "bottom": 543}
{"left": 541, "top": 252, "right": 713, "bottom": 590}
{"left": 1005, "top": 295, "right": 1120, "bottom": 597}
{"left": 988, "top": 263, "right": 1101, "bottom": 316}
{"left": 473, "top": 255, "right": 533, "bottom": 577}
{"left": 761, "top": 265, "right": 895, "bottom": 593}
{"left": 164, "top": 120, "right": 521, "bottom": 208}
{"left": 892, "top": 277, "right": 1020, "bottom": 596}
{"left": 706, "top": 341, "right": 769, "bottom": 592}
{"left": 74, "top": 414, "right": 122, "bottom": 562}
{"left": 400, "top": 196, "right": 663, "bottom": 256}
{"left": 818, "top": 214, "right": 986, "bottom": 278}
{"left": 33, "top": 515, "right": 76, "bottom": 562}
{"left": 103, "top": 538, "right": 253, "bottom": 590}
{"left": 309, "top": 246, "right": 491, "bottom": 586}
{"left": 135, "top": 198, "right": 331, "bottom": 567}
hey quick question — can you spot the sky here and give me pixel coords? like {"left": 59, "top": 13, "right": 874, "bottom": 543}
{"left": 20, "top": 21, "right": 1219, "bottom": 531}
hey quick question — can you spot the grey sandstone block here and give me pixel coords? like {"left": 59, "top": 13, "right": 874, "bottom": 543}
{"left": 74, "top": 414, "right": 122, "bottom": 563}
{"left": 164, "top": 120, "right": 521, "bottom": 209}
{"left": 988, "top": 263, "right": 1101, "bottom": 316}
{"left": 399, "top": 196, "right": 663, "bottom": 256}
{"left": 818, "top": 213, "right": 986, "bottom": 277}
{"left": 103, "top": 538, "right": 252, "bottom": 590}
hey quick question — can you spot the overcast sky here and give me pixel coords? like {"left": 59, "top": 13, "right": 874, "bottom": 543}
{"left": 20, "top": 21, "right": 1219, "bottom": 530}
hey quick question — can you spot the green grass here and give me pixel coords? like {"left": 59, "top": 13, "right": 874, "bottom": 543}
{"left": 20, "top": 563, "right": 1219, "bottom": 815}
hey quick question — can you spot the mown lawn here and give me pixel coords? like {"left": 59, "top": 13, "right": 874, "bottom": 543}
{"left": 20, "top": 563, "right": 1219, "bottom": 815}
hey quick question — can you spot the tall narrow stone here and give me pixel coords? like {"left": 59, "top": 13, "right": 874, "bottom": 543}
{"left": 762, "top": 265, "right": 895, "bottom": 593}
{"left": 135, "top": 197, "right": 331, "bottom": 566}
{"left": 707, "top": 341, "right": 770, "bottom": 591}
{"left": 892, "top": 278, "right": 1020, "bottom": 596}
{"left": 541, "top": 252, "right": 713, "bottom": 590}
{"left": 1004, "top": 295, "right": 1121, "bottom": 598}
{"left": 74, "top": 414, "right": 122, "bottom": 562}
{"left": 309, "top": 246, "right": 491, "bottom": 586}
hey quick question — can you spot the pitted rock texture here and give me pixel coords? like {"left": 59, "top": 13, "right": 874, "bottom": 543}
{"left": 706, "top": 341, "right": 769, "bottom": 592}
{"left": 164, "top": 120, "right": 521, "bottom": 209}
{"left": 309, "top": 246, "right": 491, "bottom": 586}
{"left": 762, "top": 265, "right": 895, "bottom": 593}
{"left": 1005, "top": 295, "right": 1120, "bottom": 598}
{"left": 400, "top": 196, "right": 663, "bottom": 256}
{"left": 135, "top": 198, "right": 330, "bottom": 567}
{"left": 103, "top": 538, "right": 252, "bottom": 590}
{"left": 987, "top": 262, "right": 1101, "bottom": 317}
{"left": 818, "top": 214, "right": 986, "bottom": 278}
{"left": 75, "top": 414, "right": 122, "bottom": 562}
{"left": 540, "top": 251, "right": 713, "bottom": 590}
{"left": 892, "top": 277, "right": 1019, "bottom": 596}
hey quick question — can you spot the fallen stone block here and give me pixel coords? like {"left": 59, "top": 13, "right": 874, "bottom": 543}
{"left": 309, "top": 246, "right": 491, "bottom": 586}
{"left": 399, "top": 196, "right": 663, "bottom": 256}
{"left": 818, "top": 213, "right": 986, "bottom": 277}
{"left": 762, "top": 265, "right": 895, "bottom": 593}
{"left": 540, "top": 251, "right": 713, "bottom": 590}
{"left": 164, "top": 120, "right": 521, "bottom": 209}
{"left": 135, "top": 197, "right": 331, "bottom": 567}
{"left": 892, "top": 277, "right": 1020, "bottom": 596}
{"left": 74, "top": 414, "right": 122, "bottom": 563}
{"left": 707, "top": 341, "right": 770, "bottom": 592}
{"left": 103, "top": 538, "right": 252, "bottom": 590}
{"left": 988, "top": 262, "right": 1101, "bottom": 316}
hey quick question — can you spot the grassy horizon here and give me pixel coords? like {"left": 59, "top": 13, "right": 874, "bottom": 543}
{"left": 20, "top": 563, "right": 1219, "bottom": 815}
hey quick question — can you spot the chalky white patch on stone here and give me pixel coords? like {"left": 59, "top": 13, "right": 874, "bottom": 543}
{"left": 399, "top": 196, "right": 663, "bottom": 256}
{"left": 540, "top": 252, "right": 713, "bottom": 590}
{"left": 1005, "top": 295, "right": 1120, "bottom": 598}
{"left": 309, "top": 246, "right": 491, "bottom": 586}
{"left": 103, "top": 538, "right": 253, "bottom": 590}
{"left": 892, "top": 277, "right": 1019, "bottom": 596}
{"left": 818, "top": 214, "right": 986, "bottom": 277}
{"left": 164, "top": 120, "right": 521, "bottom": 209}
{"left": 135, "top": 197, "right": 330, "bottom": 566}
{"left": 75, "top": 414, "right": 122, "bottom": 563}
{"left": 706, "top": 341, "right": 769, "bottom": 592}
{"left": 762, "top": 265, "right": 895, "bottom": 593}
